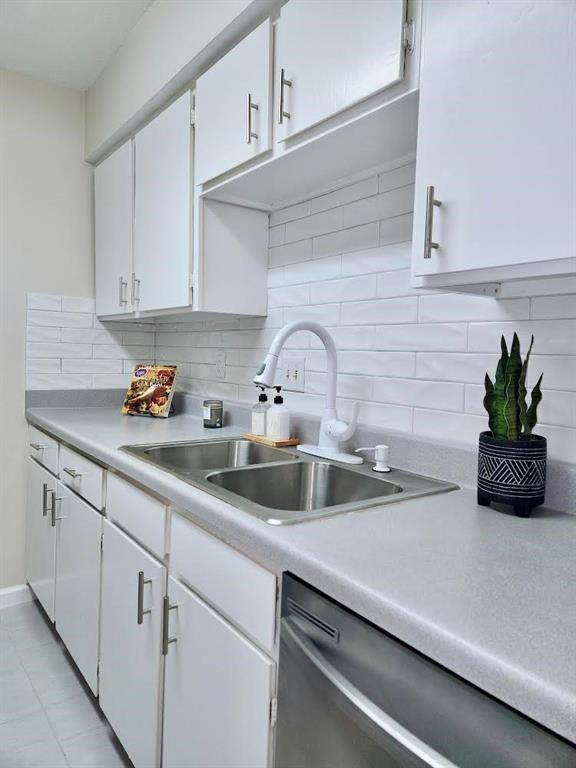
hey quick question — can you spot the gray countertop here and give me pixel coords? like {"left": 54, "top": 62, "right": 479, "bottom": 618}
{"left": 26, "top": 406, "right": 576, "bottom": 744}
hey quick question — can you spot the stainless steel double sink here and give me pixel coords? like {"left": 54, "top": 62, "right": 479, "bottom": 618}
{"left": 122, "top": 438, "right": 457, "bottom": 525}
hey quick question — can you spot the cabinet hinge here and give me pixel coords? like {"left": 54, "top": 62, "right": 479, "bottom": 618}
{"left": 269, "top": 697, "right": 278, "bottom": 728}
{"left": 190, "top": 107, "right": 195, "bottom": 126}
{"left": 100, "top": 533, "right": 104, "bottom": 551}
{"left": 403, "top": 18, "right": 415, "bottom": 53}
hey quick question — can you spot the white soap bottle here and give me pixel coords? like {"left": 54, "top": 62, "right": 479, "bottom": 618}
{"left": 251, "top": 388, "right": 270, "bottom": 436}
{"left": 266, "top": 386, "right": 290, "bottom": 441}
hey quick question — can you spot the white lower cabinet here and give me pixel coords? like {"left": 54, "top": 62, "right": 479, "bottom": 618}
{"left": 26, "top": 458, "right": 58, "bottom": 621}
{"left": 163, "top": 576, "right": 275, "bottom": 768}
{"left": 100, "top": 520, "right": 165, "bottom": 768}
{"left": 54, "top": 481, "right": 102, "bottom": 694}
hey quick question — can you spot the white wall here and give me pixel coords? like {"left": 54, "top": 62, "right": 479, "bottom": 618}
{"left": 154, "top": 163, "right": 576, "bottom": 464}
{"left": 0, "top": 68, "right": 93, "bottom": 588}
{"left": 85, "top": 0, "right": 257, "bottom": 159}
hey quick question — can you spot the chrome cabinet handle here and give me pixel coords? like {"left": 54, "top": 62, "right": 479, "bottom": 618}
{"left": 162, "top": 596, "right": 178, "bottom": 655}
{"left": 42, "top": 483, "right": 49, "bottom": 516}
{"left": 29, "top": 442, "right": 44, "bottom": 451}
{"left": 424, "top": 185, "right": 442, "bottom": 259}
{"left": 246, "top": 93, "right": 259, "bottom": 144}
{"left": 131, "top": 273, "right": 141, "bottom": 306}
{"left": 137, "top": 571, "right": 153, "bottom": 625}
{"left": 119, "top": 276, "right": 128, "bottom": 307}
{"left": 62, "top": 467, "right": 83, "bottom": 479}
{"left": 49, "top": 492, "right": 63, "bottom": 527}
{"left": 278, "top": 68, "right": 292, "bottom": 125}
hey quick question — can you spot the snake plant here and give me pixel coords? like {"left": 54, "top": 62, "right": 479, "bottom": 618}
{"left": 483, "top": 333, "right": 543, "bottom": 440}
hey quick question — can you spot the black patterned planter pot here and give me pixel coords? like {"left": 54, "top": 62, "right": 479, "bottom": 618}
{"left": 477, "top": 431, "right": 547, "bottom": 518}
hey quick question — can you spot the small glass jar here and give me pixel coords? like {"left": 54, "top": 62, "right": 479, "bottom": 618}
{"left": 203, "top": 399, "right": 223, "bottom": 428}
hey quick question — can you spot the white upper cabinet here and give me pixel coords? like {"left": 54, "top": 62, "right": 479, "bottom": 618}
{"left": 412, "top": 0, "right": 576, "bottom": 283}
{"left": 276, "top": 0, "right": 407, "bottom": 142}
{"left": 134, "top": 91, "right": 193, "bottom": 313}
{"left": 94, "top": 141, "right": 133, "bottom": 316}
{"left": 195, "top": 20, "right": 272, "bottom": 184}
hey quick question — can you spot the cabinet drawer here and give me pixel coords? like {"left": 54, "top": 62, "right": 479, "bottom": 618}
{"left": 106, "top": 473, "right": 167, "bottom": 559}
{"left": 59, "top": 445, "right": 105, "bottom": 511}
{"left": 28, "top": 425, "right": 59, "bottom": 475}
{"left": 171, "top": 514, "right": 277, "bottom": 652}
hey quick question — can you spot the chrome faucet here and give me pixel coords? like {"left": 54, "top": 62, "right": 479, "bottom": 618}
{"left": 254, "top": 320, "right": 362, "bottom": 464}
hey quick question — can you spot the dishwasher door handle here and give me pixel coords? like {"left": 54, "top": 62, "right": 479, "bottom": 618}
{"left": 283, "top": 619, "right": 457, "bottom": 768}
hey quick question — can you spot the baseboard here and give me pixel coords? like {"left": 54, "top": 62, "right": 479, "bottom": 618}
{"left": 0, "top": 583, "right": 33, "bottom": 610}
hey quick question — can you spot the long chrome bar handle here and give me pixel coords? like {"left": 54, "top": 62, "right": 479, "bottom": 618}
{"left": 424, "top": 186, "right": 442, "bottom": 259}
{"left": 131, "top": 272, "right": 141, "bottom": 306}
{"left": 162, "top": 596, "right": 178, "bottom": 655}
{"left": 246, "top": 93, "right": 259, "bottom": 144}
{"left": 42, "top": 483, "right": 49, "bottom": 516}
{"left": 119, "top": 276, "right": 128, "bottom": 307}
{"left": 29, "top": 442, "right": 45, "bottom": 451}
{"left": 49, "top": 492, "right": 62, "bottom": 527}
{"left": 137, "top": 571, "right": 153, "bottom": 625}
{"left": 278, "top": 68, "right": 292, "bottom": 125}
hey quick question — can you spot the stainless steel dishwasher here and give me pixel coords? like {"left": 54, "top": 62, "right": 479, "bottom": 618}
{"left": 275, "top": 575, "right": 576, "bottom": 768}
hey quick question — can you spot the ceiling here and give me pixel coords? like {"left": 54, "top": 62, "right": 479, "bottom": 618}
{"left": 0, "top": 0, "right": 153, "bottom": 90}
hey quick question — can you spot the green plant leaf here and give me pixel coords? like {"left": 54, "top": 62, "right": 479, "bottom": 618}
{"left": 492, "top": 336, "right": 509, "bottom": 439}
{"left": 518, "top": 335, "right": 534, "bottom": 436}
{"left": 504, "top": 373, "right": 520, "bottom": 439}
{"left": 483, "top": 373, "right": 496, "bottom": 434}
{"left": 524, "top": 373, "right": 543, "bottom": 437}
{"left": 502, "top": 333, "right": 522, "bottom": 438}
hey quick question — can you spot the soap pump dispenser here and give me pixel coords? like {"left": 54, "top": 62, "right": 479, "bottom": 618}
{"left": 266, "top": 386, "right": 290, "bottom": 441}
{"left": 251, "top": 386, "right": 270, "bottom": 436}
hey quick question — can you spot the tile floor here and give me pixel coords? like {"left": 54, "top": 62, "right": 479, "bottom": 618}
{"left": 0, "top": 600, "right": 132, "bottom": 768}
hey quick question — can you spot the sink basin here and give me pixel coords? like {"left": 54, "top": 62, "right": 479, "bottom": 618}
{"left": 124, "top": 439, "right": 295, "bottom": 472}
{"left": 208, "top": 461, "right": 402, "bottom": 512}
{"left": 122, "top": 437, "right": 458, "bottom": 525}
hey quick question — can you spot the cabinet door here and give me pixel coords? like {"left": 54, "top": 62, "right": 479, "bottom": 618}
{"left": 26, "top": 459, "right": 57, "bottom": 621}
{"left": 195, "top": 20, "right": 272, "bottom": 184}
{"left": 54, "top": 482, "right": 102, "bottom": 694}
{"left": 163, "top": 577, "right": 275, "bottom": 768}
{"left": 412, "top": 0, "right": 576, "bottom": 278}
{"left": 100, "top": 521, "right": 165, "bottom": 768}
{"left": 134, "top": 91, "right": 192, "bottom": 313}
{"left": 94, "top": 140, "right": 133, "bottom": 316}
{"left": 276, "top": 0, "right": 406, "bottom": 141}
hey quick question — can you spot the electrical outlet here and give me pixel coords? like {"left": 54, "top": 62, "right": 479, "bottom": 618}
{"left": 215, "top": 350, "right": 226, "bottom": 379}
{"left": 282, "top": 355, "right": 305, "bottom": 392}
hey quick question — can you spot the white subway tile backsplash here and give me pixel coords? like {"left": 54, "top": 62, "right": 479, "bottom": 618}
{"left": 269, "top": 239, "right": 314, "bottom": 267}
{"left": 341, "top": 297, "right": 417, "bottom": 325}
{"left": 285, "top": 207, "right": 343, "bottom": 243}
{"left": 284, "top": 255, "right": 341, "bottom": 285}
{"left": 418, "top": 294, "right": 530, "bottom": 323}
{"left": 373, "top": 377, "right": 464, "bottom": 411}
{"left": 27, "top": 293, "right": 61, "bottom": 311}
{"left": 27, "top": 342, "right": 90, "bottom": 359}
{"left": 28, "top": 310, "right": 93, "bottom": 329}
{"left": 378, "top": 162, "right": 416, "bottom": 193}
{"left": 379, "top": 213, "right": 414, "bottom": 246}
{"left": 531, "top": 295, "right": 576, "bottom": 320}
{"left": 311, "top": 275, "right": 377, "bottom": 304}
{"left": 61, "top": 359, "right": 124, "bottom": 374}
{"left": 310, "top": 177, "right": 379, "bottom": 214}
{"left": 343, "top": 184, "right": 414, "bottom": 228}
{"left": 468, "top": 321, "right": 576, "bottom": 355}
{"left": 61, "top": 296, "right": 96, "bottom": 314}
{"left": 313, "top": 222, "right": 379, "bottom": 258}
{"left": 26, "top": 327, "right": 61, "bottom": 342}
{"left": 25, "top": 164, "right": 576, "bottom": 462}
{"left": 342, "top": 242, "right": 411, "bottom": 276}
